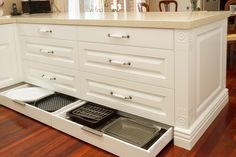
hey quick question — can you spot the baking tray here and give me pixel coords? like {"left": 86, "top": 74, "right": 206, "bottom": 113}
{"left": 67, "top": 102, "right": 117, "bottom": 128}
{"left": 101, "top": 117, "right": 160, "bottom": 148}
{"left": 30, "top": 93, "right": 78, "bottom": 112}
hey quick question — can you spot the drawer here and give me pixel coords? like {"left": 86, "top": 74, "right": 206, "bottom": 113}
{"left": 0, "top": 84, "right": 82, "bottom": 126}
{"left": 51, "top": 102, "right": 173, "bottom": 157}
{"left": 18, "top": 24, "right": 77, "bottom": 40}
{"left": 81, "top": 72, "right": 174, "bottom": 125}
{"left": 21, "top": 37, "right": 79, "bottom": 69}
{"left": 23, "top": 61, "right": 80, "bottom": 98}
{"left": 78, "top": 26, "right": 174, "bottom": 49}
{"left": 79, "top": 42, "right": 174, "bottom": 88}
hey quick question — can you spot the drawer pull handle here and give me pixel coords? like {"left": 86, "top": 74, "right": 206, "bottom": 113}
{"left": 108, "top": 33, "right": 130, "bottom": 39}
{"left": 109, "top": 59, "right": 131, "bottom": 66}
{"left": 41, "top": 74, "right": 56, "bottom": 81}
{"left": 82, "top": 126, "right": 103, "bottom": 137}
{"left": 40, "top": 49, "right": 54, "bottom": 54}
{"left": 38, "top": 29, "right": 53, "bottom": 33}
{"left": 12, "top": 99, "right": 26, "bottom": 107}
{"left": 110, "top": 92, "right": 132, "bottom": 100}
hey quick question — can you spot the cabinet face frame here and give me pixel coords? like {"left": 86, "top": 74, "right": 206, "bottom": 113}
{"left": 0, "top": 24, "right": 21, "bottom": 89}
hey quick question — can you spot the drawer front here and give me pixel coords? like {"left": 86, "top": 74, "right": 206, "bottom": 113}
{"left": 79, "top": 42, "right": 174, "bottom": 88}
{"left": 0, "top": 94, "right": 28, "bottom": 116}
{"left": 21, "top": 37, "right": 79, "bottom": 69}
{"left": 78, "top": 26, "right": 174, "bottom": 49}
{"left": 18, "top": 24, "right": 77, "bottom": 40}
{"left": 51, "top": 103, "right": 173, "bottom": 157}
{"left": 0, "top": 94, "right": 52, "bottom": 125}
{"left": 81, "top": 72, "right": 174, "bottom": 125}
{"left": 23, "top": 61, "right": 80, "bottom": 98}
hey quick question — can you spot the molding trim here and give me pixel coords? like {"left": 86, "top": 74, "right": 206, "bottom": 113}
{"left": 173, "top": 89, "right": 228, "bottom": 150}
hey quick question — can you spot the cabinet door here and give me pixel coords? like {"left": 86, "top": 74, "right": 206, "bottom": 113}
{"left": 0, "top": 25, "right": 19, "bottom": 88}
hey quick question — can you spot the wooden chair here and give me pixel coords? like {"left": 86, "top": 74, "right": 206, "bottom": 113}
{"left": 227, "top": 35, "right": 236, "bottom": 69}
{"left": 225, "top": 0, "right": 236, "bottom": 10}
{"left": 225, "top": 0, "right": 236, "bottom": 69}
{"left": 137, "top": 3, "right": 149, "bottom": 12}
{"left": 159, "top": 0, "right": 178, "bottom": 12}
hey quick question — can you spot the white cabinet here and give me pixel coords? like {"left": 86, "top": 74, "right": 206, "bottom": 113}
{"left": 0, "top": 19, "right": 228, "bottom": 156}
{"left": 18, "top": 24, "right": 80, "bottom": 97}
{"left": 0, "top": 24, "right": 19, "bottom": 89}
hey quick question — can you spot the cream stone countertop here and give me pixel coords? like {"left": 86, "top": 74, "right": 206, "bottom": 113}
{"left": 0, "top": 15, "right": 16, "bottom": 24}
{"left": 0, "top": 11, "right": 230, "bottom": 29}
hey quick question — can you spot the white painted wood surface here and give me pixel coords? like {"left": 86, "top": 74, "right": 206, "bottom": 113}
{"left": 79, "top": 42, "right": 174, "bottom": 88}
{"left": 21, "top": 37, "right": 79, "bottom": 69}
{"left": 18, "top": 24, "right": 78, "bottom": 40}
{"left": 0, "top": 24, "right": 19, "bottom": 88}
{"left": 23, "top": 61, "right": 81, "bottom": 98}
{"left": 80, "top": 72, "right": 174, "bottom": 125}
{"left": 77, "top": 26, "right": 174, "bottom": 49}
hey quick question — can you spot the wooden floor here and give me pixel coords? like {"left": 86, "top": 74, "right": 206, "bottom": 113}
{"left": 0, "top": 70, "right": 235, "bottom": 157}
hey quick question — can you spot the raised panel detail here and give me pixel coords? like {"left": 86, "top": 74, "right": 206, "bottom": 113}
{"left": 81, "top": 72, "right": 174, "bottom": 125}
{"left": 21, "top": 37, "right": 78, "bottom": 69}
{"left": 0, "top": 25, "right": 19, "bottom": 88}
{"left": 196, "top": 27, "right": 223, "bottom": 116}
{"left": 23, "top": 61, "right": 80, "bottom": 97}
{"left": 80, "top": 42, "right": 174, "bottom": 88}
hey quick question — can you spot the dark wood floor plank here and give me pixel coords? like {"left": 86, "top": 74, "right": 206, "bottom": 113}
{"left": 0, "top": 69, "right": 235, "bottom": 157}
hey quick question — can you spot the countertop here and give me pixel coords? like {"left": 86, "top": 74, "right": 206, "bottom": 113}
{"left": 0, "top": 11, "right": 230, "bottom": 29}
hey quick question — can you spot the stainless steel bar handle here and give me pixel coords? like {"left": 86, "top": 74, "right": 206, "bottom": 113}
{"left": 40, "top": 49, "right": 54, "bottom": 54}
{"left": 41, "top": 74, "right": 56, "bottom": 81}
{"left": 110, "top": 92, "right": 132, "bottom": 100}
{"left": 12, "top": 99, "right": 26, "bottom": 106}
{"left": 109, "top": 59, "right": 131, "bottom": 66}
{"left": 38, "top": 29, "right": 53, "bottom": 33}
{"left": 108, "top": 33, "right": 130, "bottom": 39}
{"left": 81, "top": 126, "right": 103, "bottom": 137}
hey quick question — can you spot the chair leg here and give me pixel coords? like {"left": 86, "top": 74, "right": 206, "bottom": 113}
{"left": 227, "top": 44, "right": 230, "bottom": 69}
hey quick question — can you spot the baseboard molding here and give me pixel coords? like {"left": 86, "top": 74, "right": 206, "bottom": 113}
{"left": 173, "top": 89, "right": 229, "bottom": 150}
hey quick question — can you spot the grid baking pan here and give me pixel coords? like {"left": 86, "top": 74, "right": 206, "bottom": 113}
{"left": 30, "top": 93, "right": 78, "bottom": 112}
{"left": 66, "top": 102, "right": 117, "bottom": 128}
{"left": 101, "top": 117, "right": 160, "bottom": 148}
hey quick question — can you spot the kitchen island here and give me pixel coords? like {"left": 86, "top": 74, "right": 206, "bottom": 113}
{"left": 0, "top": 11, "right": 230, "bottom": 157}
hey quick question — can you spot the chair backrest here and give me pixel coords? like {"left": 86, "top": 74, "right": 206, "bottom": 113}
{"left": 159, "top": 0, "right": 178, "bottom": 12}
{"left": 138, "top": 2, "right": 150, "bottom": 12}
{"left": 225, "top": 0, "right": 236, "bottom": 10}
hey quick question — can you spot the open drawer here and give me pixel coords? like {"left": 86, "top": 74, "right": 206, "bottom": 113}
{"left": 0, "top": 83, "right": 82, "bottom": 126}
{"left": 51, "top": 102, "right": 173, "bottom": 157}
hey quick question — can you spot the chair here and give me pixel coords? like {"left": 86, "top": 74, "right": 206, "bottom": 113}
{"left": 159, "top": 0, "right": 178, "bottom": 12}
{"left": 137, "top": 3, "right": 149, "bottom": 12}
{"left": 225, "top": 0, "right": 236, "bottom": 10}
{"left": 227, "top": 35, "right": 236, "bottom": 69}
{"left": 225, "top": 0, "right": 236, "bottom": 69}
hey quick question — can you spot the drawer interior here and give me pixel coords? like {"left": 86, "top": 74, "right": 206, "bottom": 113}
{"left": 0, "top": 83, "right": 82, "bottom": 114}
{"left": 55, "top": 102, "right": 173, "bottom": 151}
